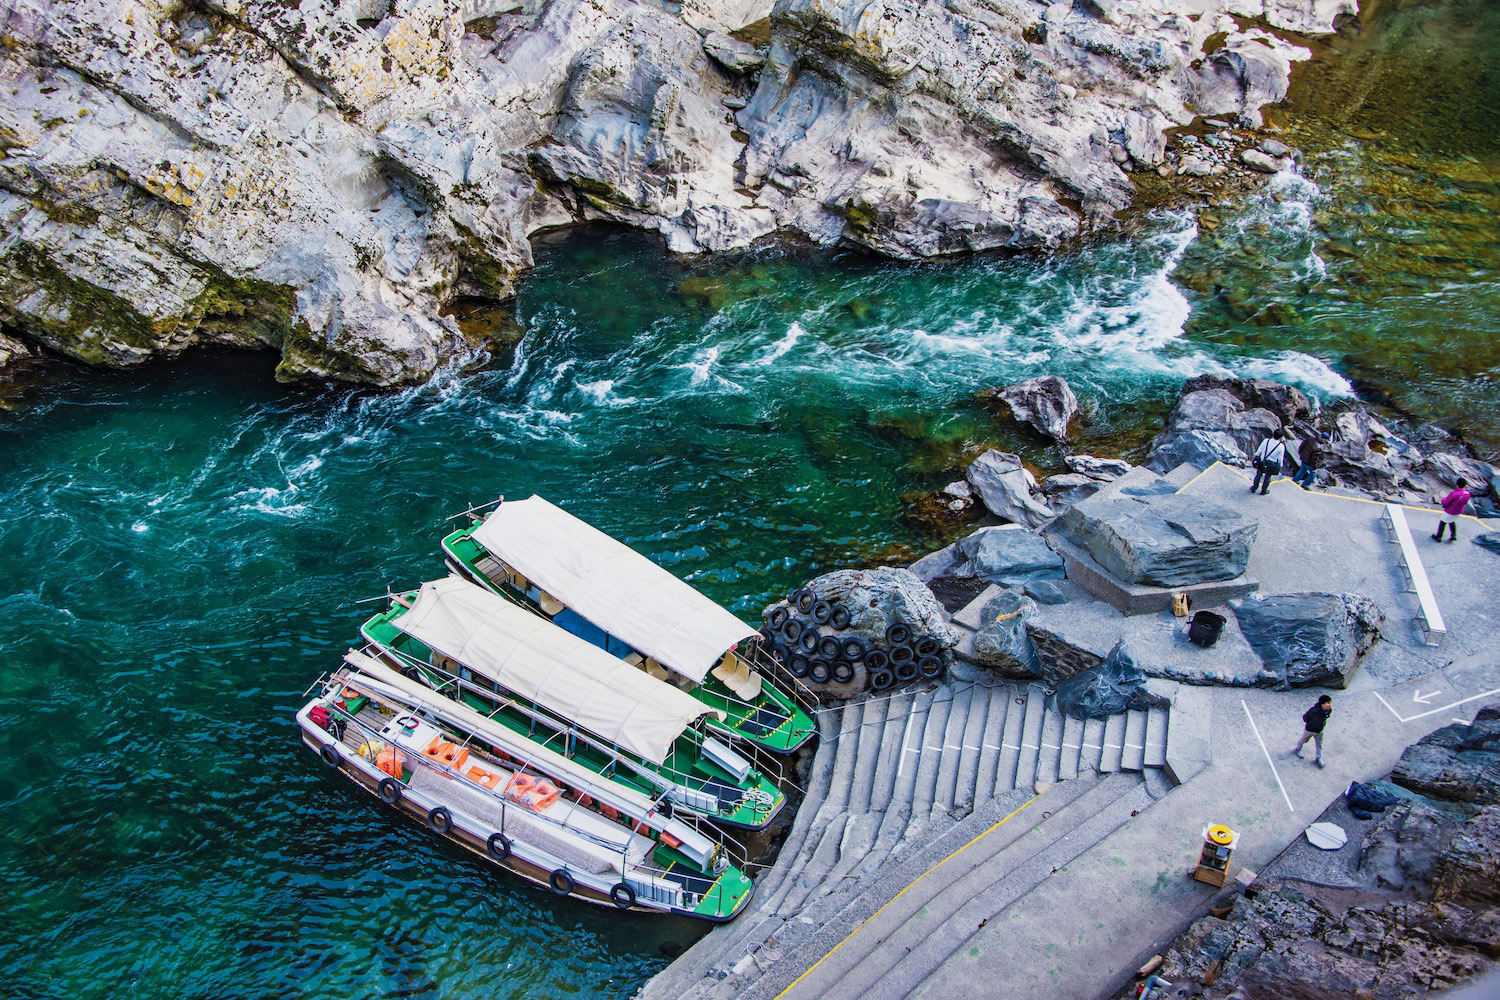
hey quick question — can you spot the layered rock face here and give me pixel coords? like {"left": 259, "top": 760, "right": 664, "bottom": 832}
{"left": 0, "top": 0, "right": 1354, "bottom": 382}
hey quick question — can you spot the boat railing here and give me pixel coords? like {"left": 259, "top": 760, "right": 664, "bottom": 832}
{"left": 320, "top": 679, "right": 717, "bottom": 891}
{"left": 361, "top": 644, "right": 778, "bottom": 823}
{"left": 741, "top": 639, "right": 823, "bottom": 729}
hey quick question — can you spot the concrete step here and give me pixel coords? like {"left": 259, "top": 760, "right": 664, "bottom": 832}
{"left": 1036, "top": 700, "right": 1063, "bottom": 786}
{"left": 930, "top": 684, "right": 974, "bottom": 818}
{"left": 1145, "top": 705, "right": 1169, "bottom": 769}
{"left": 845, "top": 693, "right": 889, "bottom": 815}
{"left": 866, "top": 687, "right": 938, "bottom": 864}
{"left": 952, "top": 584, "right": 1005, "bottom": 630}
{"left": 1099, "top": 713, "right": 1126, "bottom": 773}
{"left": 996, "top": 686, "right": 1026, "bottom": 790}
{"left": 862, "top": 688, "right": 917, "bottom": 815}
{"left": 951, "top": 682, "right": 992, "bottom": 815}
{"left": 908, "top": 686, "right": 956, "bottom": 826}
{"left": 1121, "top": 709, "right": 1147, "bottom": 772}
{"left": 975, "top": 682, "right": 1011, "bottom": 800}
{"left": 1013, "top": 684, "right": 1046, "bottom": 791}
{"left": 1080, "top": 716, "right": 1104, "bottom": 773}
{"left": 1058, "top": 713, "right": 1084, "bottom": 781}
{"left": 769, "top": 774, "right": 1150, "bottom": 1000}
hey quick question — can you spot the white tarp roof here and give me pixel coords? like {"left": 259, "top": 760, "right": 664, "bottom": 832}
{"left": 390, "top": 577, "right": 718, "bottom": 765}
{"left": 340, "top": 650, "right": 658, "bottom": 817}
{"left": 471, "top": 496, "right": 758, "bottom": 684}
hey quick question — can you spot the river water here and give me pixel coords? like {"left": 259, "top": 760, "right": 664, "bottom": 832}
{"left": 3, "top": 2, "right": 1497, "bottom": 997}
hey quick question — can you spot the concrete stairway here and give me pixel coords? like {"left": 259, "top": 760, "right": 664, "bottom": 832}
{"left": 637, "top": 680, "right": 1172, "bottom": 1000}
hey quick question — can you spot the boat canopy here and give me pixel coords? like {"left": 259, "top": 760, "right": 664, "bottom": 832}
{"left": 471, "top": 495, "right": 759, "bottom": 684}
{"left": 341, "top": 649, "right": 658, "bottom": 817}
{"left": 390, "top": 577, "right": 721, "bottom": 765}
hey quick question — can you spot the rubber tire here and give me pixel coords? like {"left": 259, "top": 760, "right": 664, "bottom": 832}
{"left": 549, "top": 869, "right": 574, "bottom": 896}
{"left": 787, "top": 655, "right": 810, "bottom": 679}
{"left": 781, "top": 618, "right": 804, "bottom": 643}
{"left": 793, "top": 588, "right": 816, "bottom": 613}
{"left": 829, "top": 605, "right": 851, "bottom": 630}
{"left": 869, "top": 668, "right": 895, "bottom": 692}
{"left": 831, "top": 660, "right": 855, "bottom": 683}
{"left": 768, "top": 605, "right": 791, "bottom": 629}
{"left": 918, "top": 655, "right": 945, "bottom": 680}
{"left": 810, "top": 600, "right": 833, "bottom": 625}
{"left": 885, "top": 623, "right": 913, "bottom": 646}
{"left": 319, "top": 743, "right": 339, "bottom": 768}
{"left": 808, "top": 661, "right": 831, "bottom": 684}
{"left": 611, "top": 883, "right": 637, "bottom": 909}
{"left": 487, "top": 832, "right": 513, "bottom": 861}
{"left": 818, "top": 635, "right": 842, "bottom": 660}
{"left": 378, "top": 777, "right": 402, "bottom": 805}
{"left": 428, "top": 806, "right": 452, "bottom": 834}
{"left": 864, "top": 649, "right": 889, "bottom": 671}
{"left": 840, "top": 636, "right": 868, "bottom": 661}
{"left": 915, "top": 636, "right": 941, "bottom": 658}
{"left": 889, "top": 644, "right": 915, "bottom": 666}
{"left": 766, "top": 644, "right": 788, "bottom": 666}
{"left": 895, "top": 661, "right": 919, "bottom": 682}
{"left": 797, "top": 630, "right": 820, "bottom": 654}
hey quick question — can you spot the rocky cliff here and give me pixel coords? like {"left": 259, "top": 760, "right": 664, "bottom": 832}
{"left": 0, "top": 0, "right": 1354, "bottom": 383}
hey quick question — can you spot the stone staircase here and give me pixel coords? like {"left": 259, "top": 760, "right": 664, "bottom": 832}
{"left": 637, "top": 679, "right": 1172, "bottom": 1000}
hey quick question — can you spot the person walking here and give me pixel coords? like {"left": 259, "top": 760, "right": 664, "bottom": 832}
{"left": 1292, "top": 695, "right": 1332, "bottom": 768}
{"left": 1250, "top": 429, "right": 1288, "bottom": 495}
{"left": 1433, "top": 478, "right": 1473, "bottom": 542}
{"left": 1291, "top": 431, "right": 1328, "bottom": 489}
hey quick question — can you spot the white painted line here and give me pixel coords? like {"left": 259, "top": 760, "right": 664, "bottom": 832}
{"left": 1376, "top": 686, "right": 1500, "bottom": 724}
{"left": 896, "top": 708, "right": 918, "bottom": 779}
{"left": 1454, "top": 717, "right": 1468, "bottom": 725}
{"left": 1241, "top": 699, "right": 1295, "bottom": 815}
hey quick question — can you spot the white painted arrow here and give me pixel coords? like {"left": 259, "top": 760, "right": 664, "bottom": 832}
{"left": 1412, "top": 689, "right": 1441, "bottom": 705}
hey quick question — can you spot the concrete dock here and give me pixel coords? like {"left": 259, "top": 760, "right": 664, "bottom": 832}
{"left": 638, "top": 464, "right": 1500, "bottom": 1000}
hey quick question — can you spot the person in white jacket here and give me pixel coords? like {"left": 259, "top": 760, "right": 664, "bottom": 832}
{"left": 1250, "top": 429, "right": 1287, "bottom": 495}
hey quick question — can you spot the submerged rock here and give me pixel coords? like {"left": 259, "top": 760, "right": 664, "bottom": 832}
{"left": 1234, "top": 591, "right": 1383, "bottom": 688}
{"left": 1054, "top": 489, "right": 1258, "bottom": 586}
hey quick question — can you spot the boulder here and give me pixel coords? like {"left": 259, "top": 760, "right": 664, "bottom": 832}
{"left": 1233, "top": 592, "right": 1383, "bottom": 688}
{"left": 1392, "top": 709, "right": 1500, "bottom": 806}
{"left": 1432, "top": 807, "right": 1500, "bottom": 909}
{"left": 988, "top": 375, "right": 1079, "bottom": 442}
{"left": 1024, "top": 580, "right": 1067, "bottom": 605}
{"left": 1041, "top": 472, "right": 1102, "bottom": 511}
{"left": 1145, "top": 387, "right": 1283, "bottom": 472}
{"left": 1425, "top": 452, "right": 1497, "bottom": 496}
{"left": 1054, "top": 490, "right": 1258, "bottom": 586}
{"left": 950, "top": 525, "right": 1065, "bottom": 586}
{"left": 1065, "top": 455, "right": 1132, "bottom": 481}
{"left": 965, "top": 450, "right": 1055, "bottom": 529}
{"left": 796, "top": 567, "right": 958, "bottom": 651}
{"left": 1240, "top": 148, "right": 1286, "bottom": 173}
{"left": 702, "top": 31, "right": 766, "bottom": 74}
{"left": 1179, "top": 374, "right": 1313, "bottom": 424}
{"left": 969, "top": 590, "right": 1045, "bottom": 679}
{"left": 1052, "top": 640, "right": 1160, "bottom": 719}
{"left": 1178, "top": 154, "right": 1218, "bottom": 177}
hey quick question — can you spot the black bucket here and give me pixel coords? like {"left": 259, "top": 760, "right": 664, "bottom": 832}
{"left": 1188, "top": 611, "right": 1226, "bottom": 648}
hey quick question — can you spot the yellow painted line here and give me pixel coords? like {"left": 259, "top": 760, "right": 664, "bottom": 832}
{"left": 1191, "top": 461, "right": 1492, "bottom": 528}
{"left": 772, "top": 794, "right": 1041, "bottom": 1000}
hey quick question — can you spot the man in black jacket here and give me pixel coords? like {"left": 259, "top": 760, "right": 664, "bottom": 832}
{"left": 1292, "top": 695, "right": 1332, "bottom": 768}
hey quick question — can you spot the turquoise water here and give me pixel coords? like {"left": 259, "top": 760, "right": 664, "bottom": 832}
{"left": 4, "top": 4, "right": 1499, "bottom": 996}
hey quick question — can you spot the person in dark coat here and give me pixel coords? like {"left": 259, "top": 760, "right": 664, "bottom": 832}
{"left": 1292, "top": 695, "right": 1332, "bottom": 768}
{"left": 1291, "top": 432, "right": 1328, "bottom": 489}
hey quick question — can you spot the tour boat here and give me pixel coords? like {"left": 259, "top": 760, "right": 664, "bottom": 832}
{"left": 360, "top": 577, "right": 786, "bottom": 830}
{"left": 440, "top": 495, "right": 816, "bottom": 754}
{"left": 298, "top": 650, "right": 754, "bottom": 921}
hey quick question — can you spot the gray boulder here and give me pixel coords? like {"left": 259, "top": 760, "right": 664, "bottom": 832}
{"left": 1178, "top": 374, "right": 1313, "bottom": 424}
{"left": 1066, "top": 455, "right": 1132, "bottom": 481}
{"left": 795, "top": 567, "right": 959, "bottom": 652}
{"left": 1024, "top": 580, "right": 1067, "bottom": 605}
{"left": 952, "top": 526, "right": 1064, "bottom": 586}
{"left": 1240, "top": 148, "right": 1286, "bottom": 173}
{"left": 1392, "top": 709, "right": 1500, "bottom": 806}
{"left": 1054, "top": 490, "right": 1258, "bottom": 586}
{"left": 970, "top": 590, "right": 1044, "bottom": 679}
{"left": 966, "top": 450, "right": 1055, "bottom": 529}
{"left": 1041, "top": 472, "right": 1103, "bottom": 512}
{"left": 703, "top": 31, "right": 766, "bottom": 74}
{"left": 1234, "top": 591, "right": 1383, "bottom": 688}
{"left": 1053, "top": 640, "right": 1160, "bottom": 720}
{"left": 1145, "top": 387, "right": 1282, "bottom": 472}
{"left": 989, "top": 375, "right": 1079, "bottom": 442}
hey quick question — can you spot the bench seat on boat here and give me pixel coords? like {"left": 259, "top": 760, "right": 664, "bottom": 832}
{"left": 711, "top": 653, "right": 762, "bottom": 702}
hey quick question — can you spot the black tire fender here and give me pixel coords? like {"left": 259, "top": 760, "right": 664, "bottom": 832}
{"left": 611, "top": 882, "right": 637, "bottom": 909}
{"left": 808, "top": 661, "right": 831, "bottom": 684}
{"left": 549, "top": 869, "right": 574, "bottom": 896}
{"left": 810, "top": 600, "right": 833, "bottom": 625}
{"left": 378, "top": 777, "right": 402, "bottom": 806}
{"left": 869, "top": 668, "right": 895, "bottom": 692}
{"left": 427, "top": 806, "right": 452, "bottom": 834}
{"left": 797, "top": 629, "right": 820, "bottom": 653}
{"left": 768, "top": 605, "right": 791, "bottom": 629}
{"left": 918, "top": 655, "right": 945, "bottom": 679}
{"left": 787, "top": 656, "right": 810, "bottom": 679}
{"left": 885, "top": 623, "right": 913, "bottom": 646}
{"left": 818, "top": 635, "right": 842, "bottom": 660}
{"left": 781, "top": 618, "right": 804, "bottom": 643}
{"left": 889, "top": 645, "right": 915, "bottom": 666}
{"left": 829, "top": 605, "right": 851, "bottom": 630}
{"left": 915, "top": 637, "right": 941, "bottom": 658}
{"left": 840, "top": 636, "right": 868, "bottom": 661}
{"left": 831, "top": 661, "right": 855, "bottom": 683}
{"left": 487, "top": 832, "right": 513, "bottom": 861}
{"left": 793, "top": 588, "right": 816, "bottom": 613}
{"left": 319, "top": 742, "right": 339, "bottom": 768}
{"left": 864, "top": 649, "right": 890, "bottom": 671}
{"left": 895, "top": 661, "right": 919, "bottom": 682}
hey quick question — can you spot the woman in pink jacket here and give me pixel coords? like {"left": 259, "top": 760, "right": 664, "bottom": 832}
{"left": 1434, "top": 477, "right": 1472, "bottom": 542}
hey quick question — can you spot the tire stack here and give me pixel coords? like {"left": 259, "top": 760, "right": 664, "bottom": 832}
{"left": 758, "top": 587, "right": 946, "bottom": 696}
